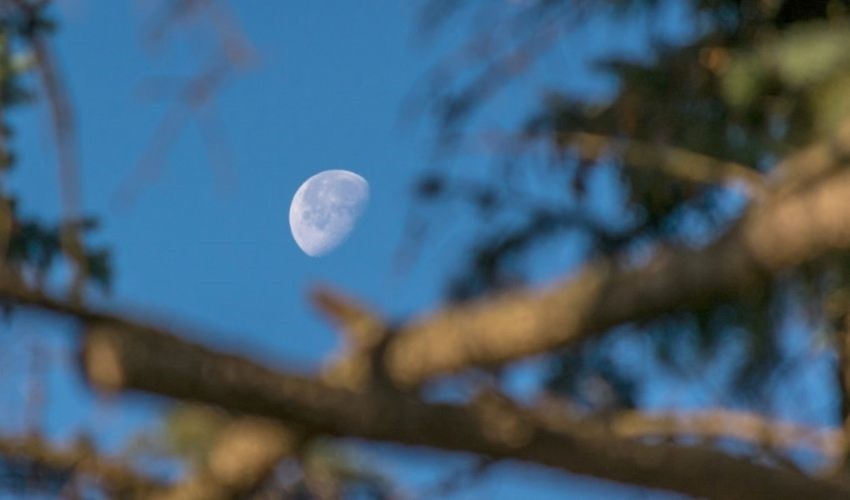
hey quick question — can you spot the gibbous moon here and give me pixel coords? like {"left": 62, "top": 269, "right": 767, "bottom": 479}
{"left": 289, "top": 170, "right": 370, "bottom": 256}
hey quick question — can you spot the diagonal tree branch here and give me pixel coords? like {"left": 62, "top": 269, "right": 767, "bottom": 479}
{"left": 0, "top": 233, "right": 845, "bottom": 496}
{"left": 76, "top": 322, "right": 850, "bottom": 500}
{"left": 368, "top": 136, "right": 850, "bottom": 387}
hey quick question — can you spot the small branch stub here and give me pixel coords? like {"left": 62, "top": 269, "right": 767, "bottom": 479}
{"left": 311, "top": 286, "right": 390, "bottom": 389}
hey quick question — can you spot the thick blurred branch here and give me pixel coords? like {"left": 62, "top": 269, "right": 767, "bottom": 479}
{"left": 365, "top": 131, "right": 850, "bottom": 387}
{"left": 77, "top": 322, "right": 850, "bottom": 500}
{"left": 0, "top": 434, "right": 166, "bottom": 497}
{"left": 0, "top": 268, "right": 845, "bottom": 496}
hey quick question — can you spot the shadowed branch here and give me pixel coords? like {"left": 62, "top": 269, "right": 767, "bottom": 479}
{"left": 75, "top": 322, "right": 850, "bottom": 500}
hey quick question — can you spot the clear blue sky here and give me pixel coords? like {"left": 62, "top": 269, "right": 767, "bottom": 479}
{"left": 0, "top": 1, "right": 709, "bottom": 498}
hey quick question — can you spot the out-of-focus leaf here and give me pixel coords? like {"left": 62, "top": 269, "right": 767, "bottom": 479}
{"left": 811, "top": 71, "right": 850, "bottom": 135}
{"left": 721, "top": 53, "right": 767, "bottom": 110}
{"left": 124, "top": 404, "right": 230, "bottom": 466}
{"left": 162, "top": 404, "right": 230, "bottom": 465}
{"left": 771, "top": 24, "right": 850, "bottom": 88}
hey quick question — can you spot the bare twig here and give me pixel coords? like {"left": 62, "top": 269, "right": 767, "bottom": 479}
{"left": 11, "top": 0, "right": 88, "bottom": 299}
{"left": 29, "top": 37, "right": 80, "bottom": 221}
{"left": 113, "top": 62, "right": 232, "bottom": 208}
{"left": 114, "top": 0, "right": 256, "bottom": 207}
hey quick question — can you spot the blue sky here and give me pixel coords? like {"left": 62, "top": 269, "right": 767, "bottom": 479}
{"left": 0, "top": 1, "right": 709, "bottom": 498}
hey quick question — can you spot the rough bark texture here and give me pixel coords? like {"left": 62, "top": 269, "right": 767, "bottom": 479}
{"left": 78, "top": 323, "right": 850, "bottom": 500}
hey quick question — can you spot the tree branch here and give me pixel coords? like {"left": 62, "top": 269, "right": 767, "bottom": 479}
{"left": 371, "top": 137, "right": 850, "bottom": 387}
{"left": 609, "top": 409, "right": 843, "bottom": 460}
{"left": 76, "top": 322, "right": 850, "bottom": 500}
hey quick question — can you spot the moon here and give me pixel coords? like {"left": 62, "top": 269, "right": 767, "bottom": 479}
{"left": 289, "top": 170, "right": 370, "bottom": 256}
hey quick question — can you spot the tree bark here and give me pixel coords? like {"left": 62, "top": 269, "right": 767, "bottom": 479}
{"left": 79, "top": 323, "right": 850, "bottom": 500}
